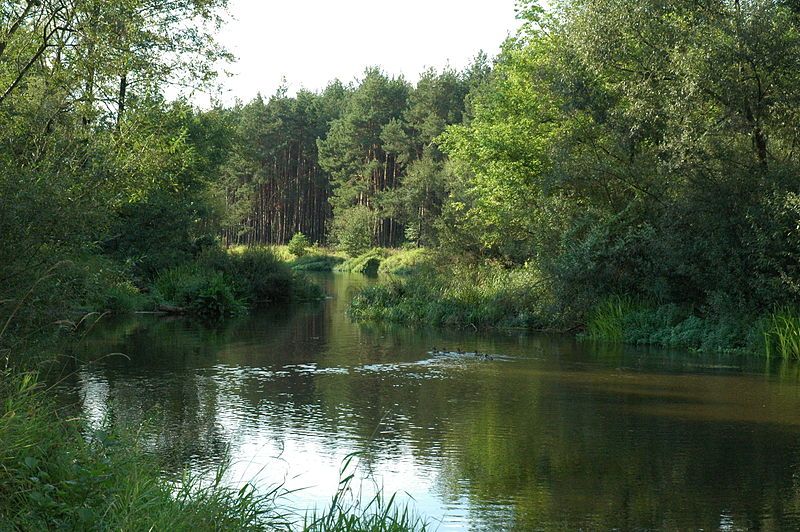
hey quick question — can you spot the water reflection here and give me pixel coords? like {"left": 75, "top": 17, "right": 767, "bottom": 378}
{"left": 62, "top": 274, "right": 800, "bottom": 530}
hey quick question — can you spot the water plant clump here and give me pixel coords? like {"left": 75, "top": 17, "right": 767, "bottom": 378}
{"left": 764, "top": 308, "right": 800, "bottom": 359}
{"left": 585, "top": 296, "right": 634, "bottom": 342}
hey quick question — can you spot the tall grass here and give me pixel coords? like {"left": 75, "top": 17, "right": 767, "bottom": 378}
{"left": 764, "top": 308, "right": 800, "bottom": 359}
{"left": 585, "top": 296, "right": 634, "bottom": 342}
{"left": 350, "top": 259, "right": 549, "bottom": 330}
{"left": 0, "top": 370, "right": 284, "bottom": 530}
{"left": 304, "top": 454, "right": 428, "bottom": 532}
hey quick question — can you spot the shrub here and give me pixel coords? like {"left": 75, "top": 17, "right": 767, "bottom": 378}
{"left": 154, "top": 265, "right": 245, "bottom": 319}
{"left": 331, "top": 205, "right": 374, "bottom": 257}
{"left": 287, "top": 232, "right": 311, "bottom": 257}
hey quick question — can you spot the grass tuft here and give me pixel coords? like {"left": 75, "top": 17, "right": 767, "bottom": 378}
{"left": 586, "top": 296, "right": 634, "bottom": 342}
{"left": 764, "top": 308, "right": 800, "bottom": 359}
{"left": 304, "top": 453, "right": 428, "bottom": 532}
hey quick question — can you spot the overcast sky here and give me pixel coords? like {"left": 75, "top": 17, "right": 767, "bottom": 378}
{"left": 202, "top": 0, "right": 522, "bottom": 104}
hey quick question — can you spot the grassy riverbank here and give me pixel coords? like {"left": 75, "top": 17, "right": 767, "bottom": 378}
{"left": 59, "top": 246, "right": 323, "bottom": 320}
{"left": 271, "top": 245, "right": 430, "bottom": 276}
{"left": 348, "top": 255, "right": 800, "bottom": 358}
{"left": 0, "top": 366, "right": 427, "bottom": 531}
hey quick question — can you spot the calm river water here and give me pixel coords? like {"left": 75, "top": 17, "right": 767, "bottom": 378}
{"left": 63, "top": 273, "right": 800, "bottom": 530}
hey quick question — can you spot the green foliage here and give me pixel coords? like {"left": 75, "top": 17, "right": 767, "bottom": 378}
{"left": 334, "top": 249, "right": 388, "bottom": 275}
{"left": 764, "top": 308, "right": 800, "bottom": 359}
{"left": 154, "top": 265, "right": 246, "bottom": 319}
{"left": 288, "top": 232, "right": 312, "bottom": 257}
{"left": 377, "top": 248, "right": 431, "bottom": 276}
{"left": 586, "top": 296, "right": 634, "bottom": 343}
{"left": 581, "top": 295, "right": 766, "bottom": 353}
{"left": 290, "top": 253, "right": 346, "bottom": 272}
{"left": 155, "top": 247, "right": 322, "bottom": 318}
{"left": 350, "top": 259, "right": 550, "bottom": 330}
{"left": 331, "top": 206, "right": 376, "bottom": 257}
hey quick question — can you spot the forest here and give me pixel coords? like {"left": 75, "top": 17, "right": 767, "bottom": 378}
{"left": 2, "top": 0, "right": 800, "bottom": 529}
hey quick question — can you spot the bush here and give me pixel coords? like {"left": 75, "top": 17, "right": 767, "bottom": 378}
{"left": 331, "top": 205, "right": 374, "bottom": 257}
{"left": 287, "top": 232, "right": 311, "bottom": 257}
{"left": 155, "top": 247, "right": 323, "bottom": 317}
{"left": 350, "top": 258, "right": 551, "bottom": 329}
{"left": 154, "top": 265, "right": 245, "bottom": 319}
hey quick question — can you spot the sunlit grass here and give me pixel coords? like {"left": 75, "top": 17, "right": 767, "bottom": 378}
{"left": 764, "top": 308, "right": 800, "bottom": 359}
{"left": 585, "top": 296, "right": 634, "bottom": 342}
{"left": 350, "top": 258, "right": 548, "bottom": 330}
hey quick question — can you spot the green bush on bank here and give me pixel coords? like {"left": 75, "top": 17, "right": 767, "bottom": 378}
{"left": 287, "top": 232, "right": 311, "bottom": 257}
{"left": 350, "top": 258, "right": 551, "bottom": 329}
{"left": 154, "top": 247, "right": 322, "bottom": 318}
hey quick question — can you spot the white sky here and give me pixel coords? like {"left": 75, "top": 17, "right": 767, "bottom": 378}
{"left": 206, "top": 0, "right": 522, "bottom": 104}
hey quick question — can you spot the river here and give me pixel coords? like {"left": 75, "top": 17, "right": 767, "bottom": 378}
{"left": 62, "top": 273, "right": 800, "bottom": 530}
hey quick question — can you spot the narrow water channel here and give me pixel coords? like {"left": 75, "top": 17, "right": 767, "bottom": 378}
{"left": 63, "top": 273, "right": 800, "bottom": 530}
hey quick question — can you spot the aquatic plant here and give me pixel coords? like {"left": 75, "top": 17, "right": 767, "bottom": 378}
{"left": 764, "top": 308, "right": 800, "bottom": 359}
{"left": 304, "top": 454, "right": 428, "bottom": 532}
{"left": 585, "top": 296, "right": 633, "bottom": 342}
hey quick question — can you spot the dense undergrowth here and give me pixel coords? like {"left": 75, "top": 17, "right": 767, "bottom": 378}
{"left": 350, "top": 257, "right": 551, "bottom": 330}
{"left": 349, "top": 255, "right": 800, "bottom": 358}
{"left": 153, "top": 247, "right": 323, "bottom": 318}
{"left": 52, "top": 246, "right": 323, "bottom": 321}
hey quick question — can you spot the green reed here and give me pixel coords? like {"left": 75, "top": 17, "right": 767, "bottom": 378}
{"left": 764, "top": 308, "right": 800, "bottom": 359}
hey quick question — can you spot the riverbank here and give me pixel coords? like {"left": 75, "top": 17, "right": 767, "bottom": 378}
{"left": 348, "top": 255, "right": 800, "bottom": 358}
{"left": 270, "top": 245, "right": 430, "bottom": 277}
{"left": 62, "top": 246, "right": 323, "bottom": 320}
{"left": 0, "top": 364, "right": 428, "bottom": 530}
